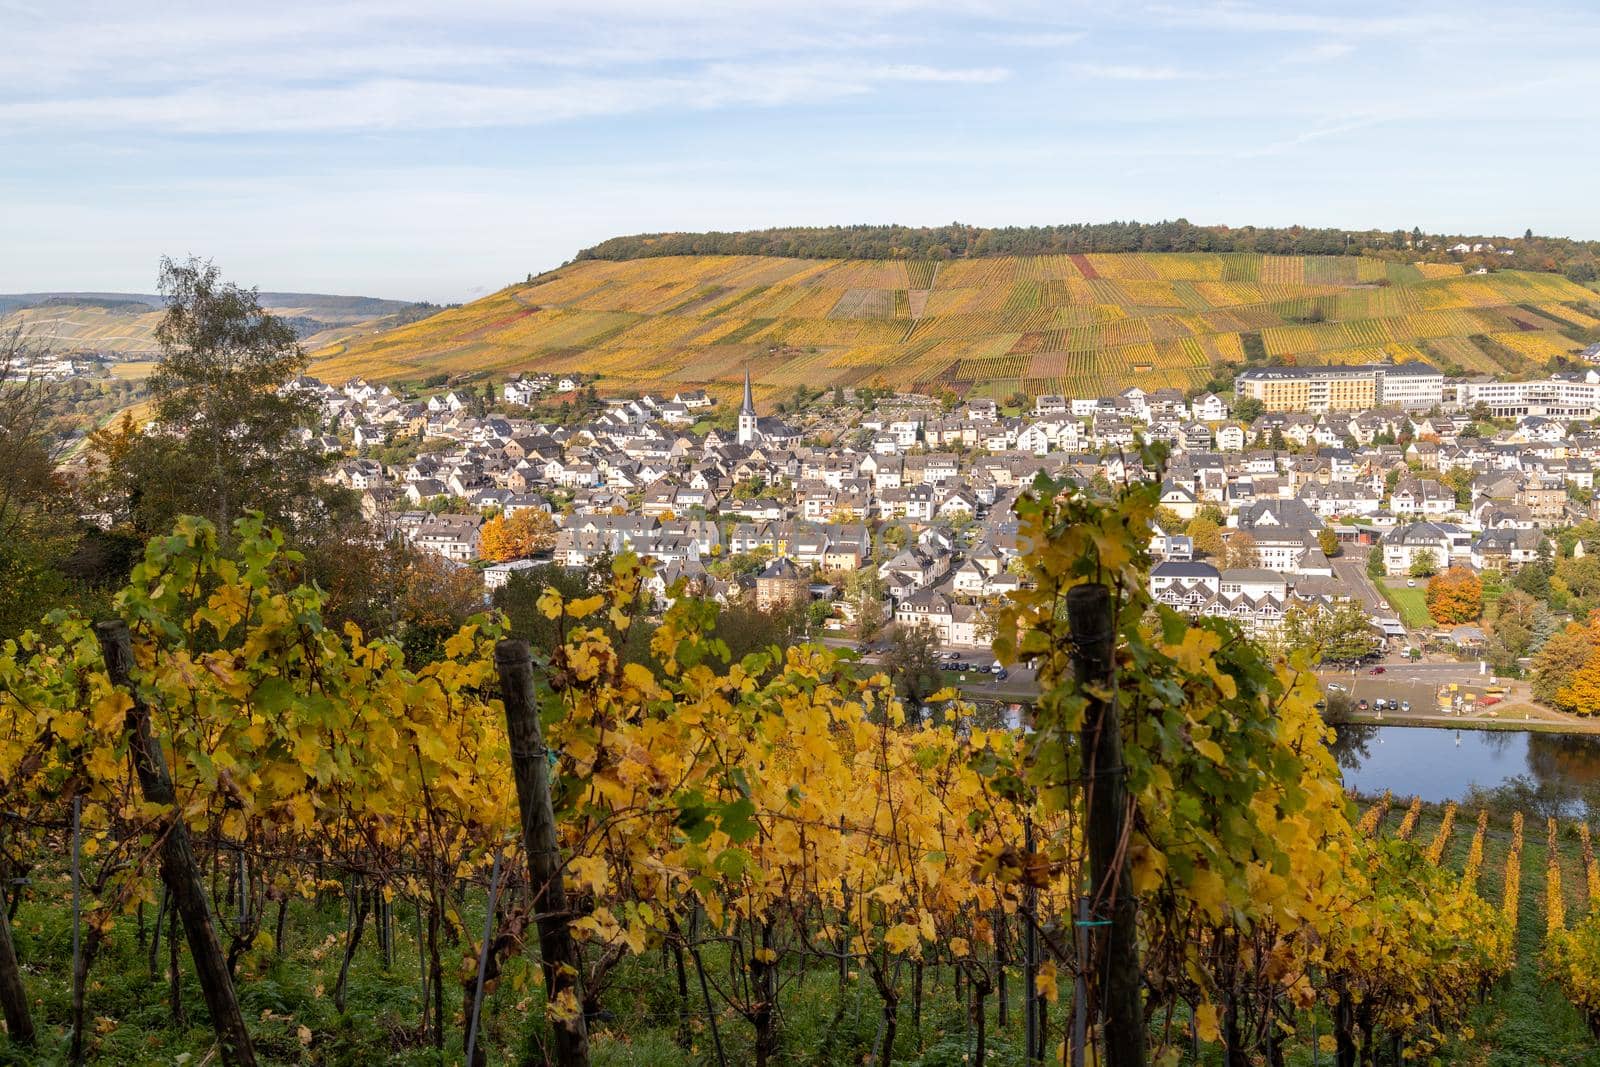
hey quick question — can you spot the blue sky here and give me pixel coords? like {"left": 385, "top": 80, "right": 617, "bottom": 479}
{"left": 3, "top": 1, "right": 1598, "bottom": 302}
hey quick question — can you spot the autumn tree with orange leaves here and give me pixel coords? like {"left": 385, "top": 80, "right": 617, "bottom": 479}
{"left": 479, "top": 508, "right": 557, "bottom": 563}
{"left": 1426, "top": 565, "right": 1482, "bottom": 624}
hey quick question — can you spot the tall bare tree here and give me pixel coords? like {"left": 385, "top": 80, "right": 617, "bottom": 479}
{"left": 0, "top": 328, "right": 79, "bottom": 639}
{"left": 94, "top": 258, "right": 347, "bottom": 539}
{"left": 0, "top": 327, "right": 63, "bottom": 540}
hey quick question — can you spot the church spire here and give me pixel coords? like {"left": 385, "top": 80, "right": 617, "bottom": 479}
{"left": 737, "top": 366, "right": 759, "bottom": 446}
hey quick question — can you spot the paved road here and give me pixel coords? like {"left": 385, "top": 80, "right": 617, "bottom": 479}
{"left": 1329, "top": 546, "right": 1400, "bottom": 625}
{"left": 948, "top": 664, "right": 1038, "bottom": 702}
{"left": 1321, "top": 661, "right": 1494, "bottom": 684}
{"left": 818, "top": 636, "right": 1040, "bottom": 701}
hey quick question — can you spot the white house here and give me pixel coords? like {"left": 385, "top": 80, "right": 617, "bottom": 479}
{"left": 1379, "top": 522, "right": 1466, "bottom": 575}
{"left": 483, "top": 559, "right": 539, "bottom": 590}
{"left": 1192, "top": 393, "right": 1229, "bottom": 422}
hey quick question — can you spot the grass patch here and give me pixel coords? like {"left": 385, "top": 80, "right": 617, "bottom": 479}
{"left": 1380, "top": 580, "right": 1433, "bottom": 629}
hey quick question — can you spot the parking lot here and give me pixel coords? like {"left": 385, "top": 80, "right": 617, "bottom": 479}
{"left": 1327, "top": 673, "right": 1510, "bottom": 719}
{"left": 938, "top": 652, "right": 1008, "bottom": 683}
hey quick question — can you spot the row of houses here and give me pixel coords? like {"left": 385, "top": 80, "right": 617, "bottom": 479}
{"left": 294, "top": 363, "right": 1600, "bottom": 646}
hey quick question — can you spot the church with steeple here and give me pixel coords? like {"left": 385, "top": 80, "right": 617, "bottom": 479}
{"left": 732, "top": 366, "right": 798, "bottom": 449}
{"left": 738, "top": 366, "right": 759, "bottom": 445}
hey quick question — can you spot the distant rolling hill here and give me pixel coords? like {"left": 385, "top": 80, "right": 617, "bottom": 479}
{"left": 313, "top": 253, "right": 1600, "bottom": 402}
{"left": 2, "top": 291, "right": 429, "bottom": 359}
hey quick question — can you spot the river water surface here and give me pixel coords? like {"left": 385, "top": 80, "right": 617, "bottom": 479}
{"left": 1332, "top": 725, "right": 1600, "bottom": 804}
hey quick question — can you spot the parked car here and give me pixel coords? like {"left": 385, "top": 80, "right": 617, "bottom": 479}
{"left": 1400, "top": 701, "right": 1411, "bottom": 712}
{"left": 1369, "top": 666, "right": 1386, "bottom": 675}
{"left": 1328, "top": 683, "right": 1347, "bottom": 692}
{"left": 1374, "top": 698, "right": 1389, "bottom": 710}
{"left": 996, "top": 669, "right": 1009, "bottom": 681}
{"left": 1358, "top": 699, "right": 1369, "bottom": 711}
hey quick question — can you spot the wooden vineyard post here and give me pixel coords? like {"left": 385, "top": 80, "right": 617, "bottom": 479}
{"left": 495, "top": 638, "right": 592, "bottom": 1067}
{"left": 0, "top": 863, "right": 33, "bottom": 1046}
{"left": 1023, "top": 816, "right": 1038, "bottom": 1063}
{"left": 69, "top": 797, "right": 82, "bottom": 1062}
{"left": 465, "top": 850, "right": 505, "bottom": 1067}
{"left": 94, "top": 621, "right": 257, "bottom": 1067}
{"left": 1067, "top": 584, "right": 1146, "bottom": 1067}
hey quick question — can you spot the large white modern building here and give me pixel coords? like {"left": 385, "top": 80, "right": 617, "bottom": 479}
{"left": 1379, "top": 362, "right": 1450, "bottom": 410}
{"left": 1234, "top": 361, "right": 1444, "bottom": 413}
{"left": 1449, "top": 375, "right": 1600, "bottom": 420}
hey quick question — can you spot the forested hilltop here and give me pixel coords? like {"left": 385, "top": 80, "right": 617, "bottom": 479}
{"left": 579, "top": 221, "right": 1600, "bottom": 279}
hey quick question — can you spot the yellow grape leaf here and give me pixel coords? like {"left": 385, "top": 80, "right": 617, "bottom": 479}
{"left": 1035, "top": 961, "right": 1059, "bottom": 1002}
{"left": 548, "top": 988, "right": 582, "bottom": 1029}
{"left": 1130, "top": 843, "right": 1167, "bottom": 894}
{"left": 86, "top": 746, "right": 122, "bottom": 783}
{"left": 536, "top": 588, "right": 564, "bottom": 620}
{"left": 90, "top": 690, "right": 132, "bottom": 732}
{"left": 53, "top": 711, "right": 88, "bottom": 744}
{"left": 1193, "top": 737, "right": 1225, "bottom": 764}
{"left": 572, "top": 909, "right": 620, "bottom": 944}
{"left": 443, "top": 625, "right": 479, "bottom": 660}
{"left": 949, "top": 937, "right": 970, "bottom": 958}
{"left": 884, "top": 923, "right": 921, "bottom": 956}
{"left": 1191, "top": 868, "right": 1227, "bottom": 920}
{"left": 566, "top": 595, "right": 605, "bottom": 619}
{"left": 288, "top": 793, "right": 316, "bottom": 830}
{"left": 622, "top": 662, "right": 658, "bottom": 696}
{"left": 568, "top": 855, "right": 610, "bottom": 894}
{"left": 621, "top": 917, "right": 647, "bottom": 955}
{"left": 1206, "top": 664, "right": 1238, "bottom": 700}
{"left": 1194, "top": 1002, "right": 1221, "bottom": 1044}
{"left": 1172, "top": 629, "right": 1222, "bottom": 676}
{"left": 1090, "top": 528, "right": 1131, "bottom": 571}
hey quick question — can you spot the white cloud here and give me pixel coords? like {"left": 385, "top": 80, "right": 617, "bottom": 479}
{"left": 1144, "top": 3, "right": 1447, "bottom": 37}
{"left": 1071, "top": 63, "right": 1188, "bottom": 81}
{"left": 981, "top": 30, "right": 1086, "bottom": 48}
{"left": 1280, "top": 40, "right": 1356, "bottom": 63}
{"left": 0, "top": 62, "right": 1009, "bottom": 134}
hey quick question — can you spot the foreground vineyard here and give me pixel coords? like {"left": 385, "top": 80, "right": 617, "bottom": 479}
{"left": 311, "top": 252, "right": 1598, "bottom": 402}
{"left": 1, "top": 477, "right": 1599, "bottom": 1064}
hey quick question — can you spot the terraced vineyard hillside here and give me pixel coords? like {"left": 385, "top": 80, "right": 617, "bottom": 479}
{"left": 2, "top": 292, "right": 422, "bottom": 359}
{"left": 312, "top": 253, "right": 1600, "bottom": 400}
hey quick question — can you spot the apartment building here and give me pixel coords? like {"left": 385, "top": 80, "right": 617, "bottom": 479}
{"left": 1234, "top": 362, "right": 1443, "bottom": 413}
{"left": 1450, "top": 376, "right": 1600, "bottom": 420}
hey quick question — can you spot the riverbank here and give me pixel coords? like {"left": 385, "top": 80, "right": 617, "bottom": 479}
{"left": 1317, "top": 667, "right": 1600, "bottom": 735}
{"left": 1325, "top": 707, "right": 1600, "bottom": 734}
